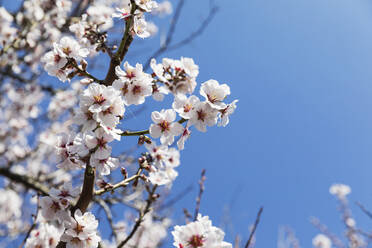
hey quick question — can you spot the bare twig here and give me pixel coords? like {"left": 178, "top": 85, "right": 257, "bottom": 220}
{"left": 310, "top": 217, "right": 346, "bottom": 248}
{"left": 143, "top": 0, "right": 185, "bottom": 71}
{"left": 96, "top": 198, "right": 117, "bottom": 240}
{"left": 18, "top": 194, "right": 40, "bottom": 248}
{"left": 194, "top": 169, "right": 206, "bottom": 221}
{"left": 143, "top": 0, "right": 219, "bottom": 71}
{"left": 117, "top": 185, "right": 158, "bottom": 248}
{"left": 94, "top": 168, "right": 143, "bottom": 196}
{"left": 245, "top": 207, "right": 264, "bottom": 248}
{"left": 356, "top": 202, "right": 372, "bottom": 220}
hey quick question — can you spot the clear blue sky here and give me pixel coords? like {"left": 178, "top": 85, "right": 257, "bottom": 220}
{"left": 4, "top": 0, "right": 372, "bottom": 247}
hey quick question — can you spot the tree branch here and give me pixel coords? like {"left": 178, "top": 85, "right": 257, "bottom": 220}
{"left": 245, "top": 207, "right": 263, "bottom": 248}
{"left": 0, "top": 167, "right": 49, "bottom": 196}
{"left": 104, "top": 1, "right": 137, "bottom": 85}
{"left": 117, "top": 185, "right": 158, "bottom": 248}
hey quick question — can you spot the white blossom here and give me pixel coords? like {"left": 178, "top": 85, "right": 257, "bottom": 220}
{"left": 200, "top": 79, "right": 230, "bottom": 110}
{"left": 150, "top": 109, "right": 184, "bottom": 145}
{"left": 172, "top": 214, "right": 232, "bottom": 248}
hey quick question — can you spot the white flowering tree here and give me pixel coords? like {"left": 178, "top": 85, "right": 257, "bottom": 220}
{"left": 0, "top": 0, "right": 240, "bottom": 247}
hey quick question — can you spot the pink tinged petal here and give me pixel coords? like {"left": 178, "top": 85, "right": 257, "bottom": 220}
{"left": 170, "top": 122, "right": 184, "bottom": 136}
{"left": 164, "top": 109, "right": 176, "bottom": 122}
{"left": 150, "top": 124, "right": 162, "bottom": 138}
{"left": 151, "top": 111, "right": 162, "bottom": 123}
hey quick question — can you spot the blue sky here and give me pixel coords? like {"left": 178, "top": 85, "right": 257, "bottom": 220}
{"left": 4, "top": 0, "right": 372, "bottom": 247}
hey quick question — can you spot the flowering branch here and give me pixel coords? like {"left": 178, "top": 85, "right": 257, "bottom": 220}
{"left": 94, "top": 168, "right": 143, "bottom": 196}
{"left": 104, "top": 1, "right": 137, "bottom": 85}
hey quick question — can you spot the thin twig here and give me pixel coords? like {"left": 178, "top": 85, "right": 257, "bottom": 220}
{"left": 193, "top": 169, "right": 206, "bottom": 221}
{"left": 143, "top": 0, "right": 219, "bottom": 71}
{"left": 96, "top": 198, "right": 117, "bottom": 240}
{"left": 356, "top": 202, "right": 372, "bottom": 220}
{"left": 117, "top": 185, "right": 158, "bottom": 248}
{"left": 143, "top": 0, "right": 185, "bottom": 71}
{"left": 18, "top": 194, "right": 40, "bottom": 248}
{"left": 94, "top": 168, "right": 143, "bottom": 196}
{"left": 121, "top": 118, "right": 186, "bottom": 136}
{"left": 245, "top": 207, "right": 264, "bottom": 248}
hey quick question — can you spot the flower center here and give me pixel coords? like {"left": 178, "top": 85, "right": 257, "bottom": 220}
{"left": 62, "top": 47, "right": 72, "bottom": 56}
{"left": 188, "top": 235, "right": 204, "bottom": 248}
{"left": 159, "top": 120, "right": 170, "bottom": 132}
{"left": 58, "top": 190, "right": 71, "bottom": 198}
{"left": 207, "top": 94, "right": 218, "bottom": 103}
{"left": 183, "top": 104, "right": 192, "bottom": 113}
{"left": 126, "top": 71, "right": 136, "bottom": 79}
{"left": 93, "top": 94, "right": 106, "bottom": 105}
{"left": 197, "top": 110, "right": 206, "bottom": 121}
{"left": 75, "top": 223, "right": 84, "bottom": 234}
{"left": 132, "top": 85, "right": 142, "bottom": 95}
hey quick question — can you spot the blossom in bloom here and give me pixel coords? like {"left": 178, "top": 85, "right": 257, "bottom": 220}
{"left": 39, "top": 196, "right": 70, "bottom": 223}
{"left": 145, "top": 143, "right": 181, "bottom": 185}
{"left": 133, "top": 16, "right": 151, "bottom": 38}
{"left": 85, "top": 128, "right": 114, "bottom": 159}
{"left": 150, "top": 57, "right": 199, "bottom": 95}
{"left": 49, "top": 182, "right": 80, "bottom": 208}
{"left": 113, "top": 63, "right": 153, "bottom": 105}
{"left": 172, "top": 214, "right": 232, "bottom": 248}
{"left": 58, "top": 36, "right": 89, "bottom": 60}
{"left": 329, "top": 183, "right": 351, "bottom": 199}
{"left": 135, "top": 0, "right": 158, "bottom": 12}
{"left": 90, "top": 156, "right": 119, "bottom": 176}
{"left": 56, "top": 133, "right": 86, "bottom": 170}
{"left": 177, "top": 123, "right": 191, "bottom": 150}
{"left": 93, "top": 94, "right": 125, "bottom": 128}
{"left": 150, "top": 109, "right": 184, "bottom": 145}
{"left": 312, "top": 234, "right": 332, "bottom": 248}
{"left": 200, "top": 79, "right": 230, "bottom": 110}
{"left": 112, "top": 7, "right": 131, "bottom": 19}
{"left": 172, "top": 95, "right": 200, "bottom": 119}
{"left": 80, "top": 83, "right": 115, "bottom": 114}
{"left": 61, "top": 209, "right": 101, "bottom": 248}
{"left": 25, "top": 222, "right": 64, "bottom": 248}
{"left": 218, "top": 100, "right": 238, "bottom": 127}
{"left": 189, "top": 102, "right": 218, "bottom": 132}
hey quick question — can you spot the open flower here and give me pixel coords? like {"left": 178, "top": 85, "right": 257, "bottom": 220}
{"left": 172, "top": 214, "right": 232, "bottom": 248}
{"left": 200, "top": 79, "right": 230, "bottom": 110}
{"left": 150, "top": 109, "right": 183, "bottom": 145}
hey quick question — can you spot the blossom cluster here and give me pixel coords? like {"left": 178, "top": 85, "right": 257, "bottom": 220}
{"left": 0, "top": 0, "right": 238, "bottom": 247}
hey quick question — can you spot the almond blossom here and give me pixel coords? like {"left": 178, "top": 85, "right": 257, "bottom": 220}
{"left": 150, "top": 109, "right": 184, "bottom": 145}
{"left": 172, "top": 214, "right": 232, "bottom": 248}
{"left": 200, "top": 79, "right": 230, "bottom": 110}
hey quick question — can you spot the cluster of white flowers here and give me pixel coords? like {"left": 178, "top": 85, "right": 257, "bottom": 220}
{"left": 0, "top": 0, "right": 239, "bottom": 247}
{"left": 42, "top": 36, "right": 89, "bottom": 82}
{"left": 172, "top": 214, "right": 232, "bottom": 248}
{"left": 25, "top": 222, "right": 64, "bottom": 248}
{"left": 37, "top": 182, "right": 100, "bottom": 247}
